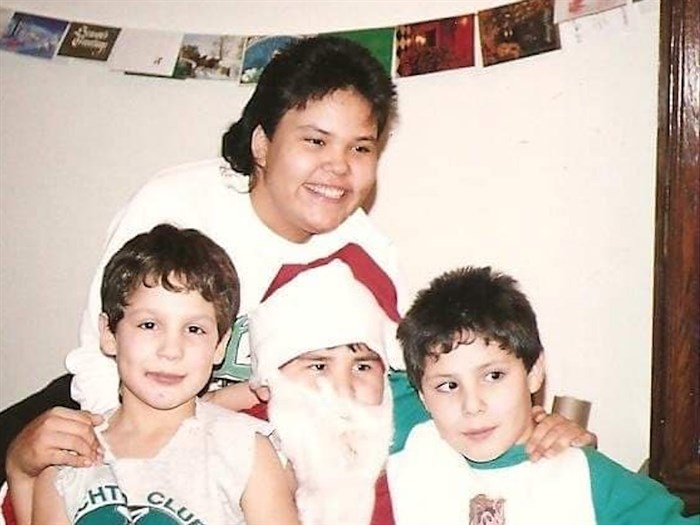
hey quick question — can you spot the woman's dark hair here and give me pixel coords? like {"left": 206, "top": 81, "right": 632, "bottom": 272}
{"left": 101, "top": 224, "right": 240, "bottom": 343}
{"left": 222, "top": 35, "right": 397, "bottom": 178}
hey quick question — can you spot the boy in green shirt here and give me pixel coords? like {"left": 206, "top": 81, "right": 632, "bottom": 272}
{"left": 389, "top": 266, "right": 697, "bottom": 525}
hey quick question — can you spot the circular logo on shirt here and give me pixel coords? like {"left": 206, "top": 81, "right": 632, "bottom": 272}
{"left": 76, "top": 504, "right": 183, "bottom": 524}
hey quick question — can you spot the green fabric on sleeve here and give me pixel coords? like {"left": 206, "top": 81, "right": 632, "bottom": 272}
{"left": 389, "top": 370, "right": 430, "bottom": 454}
{"left": 584, "top": 447, "right": 698, "bottom": 525}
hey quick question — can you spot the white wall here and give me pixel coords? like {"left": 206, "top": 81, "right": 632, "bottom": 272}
{"left": 0, "top": 0, "right": 659, "bottom": 471}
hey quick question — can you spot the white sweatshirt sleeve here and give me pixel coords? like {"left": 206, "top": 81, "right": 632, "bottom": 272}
{"left": 65, "top": 162, "right": 218, "bottom": 412}
{"left": 65, "top": 202, "right": 132, "bottom": 413}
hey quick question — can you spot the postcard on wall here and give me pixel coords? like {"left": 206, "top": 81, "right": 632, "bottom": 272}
{"left": 395, "top": 14, "right": 475, "bottom": 77}
{"left": 108, "top": 28, "right": 184, "bottom": 77}
{"left": 478, "top": 0, "right": 560, "bottom": 67}
{"left": 240, "top": 35, "right": 302, "bottom": 84}
{"left": 173, "top": 33, "right": 246, "bottom": 80}
{"left": 559, "top": 3, "right": 631, "bottom": 45}
{"left": 0, "top": 8, "right": 14, "bottom": 38}
{"left": 554, "top": 0, "right": 627, "bottom": 24}
{"left": 326, "top": 27, "right": 395, "bottom": 77}
{"left": 0, "top": 11, "right": 68, "bottom": 59}
{"left": 57, "top": 22, "right": 121, "bottom": 61}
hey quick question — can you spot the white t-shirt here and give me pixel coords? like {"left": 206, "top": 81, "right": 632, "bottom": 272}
{"left": 55, "top": 401, "right": 271, "bottom": 525}
{"left": 66, "top": 158, "right": 406, "bottom": 413}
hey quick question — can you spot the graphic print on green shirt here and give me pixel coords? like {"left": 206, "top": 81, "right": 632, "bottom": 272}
{"left": 74, "top": 485, "right": 208, "bottom": 525}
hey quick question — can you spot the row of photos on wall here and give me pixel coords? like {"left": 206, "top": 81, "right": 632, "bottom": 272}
{"left": 0, "top": 0, "right": 644, "bottom": 83}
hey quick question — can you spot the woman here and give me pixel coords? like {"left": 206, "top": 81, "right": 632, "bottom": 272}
{"left": 4, "top": 36, "right": 592, "bottom": 524}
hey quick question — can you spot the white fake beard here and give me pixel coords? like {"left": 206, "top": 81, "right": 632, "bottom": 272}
{"left": 267, "top": 373, "right": 394, "bottom": 525}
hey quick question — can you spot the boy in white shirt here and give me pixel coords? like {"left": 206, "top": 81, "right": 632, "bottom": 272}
{"left": 27, "top": 224, "right": 299, "bottom": 525}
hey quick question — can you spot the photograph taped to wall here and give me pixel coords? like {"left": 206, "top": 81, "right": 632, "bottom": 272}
{"left": 240, "top": 34, "right": 303, "bottom": 84}
{"left": 553, "top": 0, "right": 627, "bottom": 24}
{"left": 57, "top": 22, "right": 121, "bottom": 61}
{"left": 395, "top": 14, "right": 474, "bottom": 77}
{"left": 0, "top": 11, "right": 68, "bottom": 59}
{"left": 326, "top": 26, "right": 395, "bottom": 77}
{"left": 478, "top": 0, "right": 561, "bottom": 67}
{"left": 0, "top": 8, "right": 14, "bottom": 38}
{"left": 173, "top": 33, "right": 246, "bottom": 80}
{"left": 108, "top": 28, "right": 184, "bottom": 77}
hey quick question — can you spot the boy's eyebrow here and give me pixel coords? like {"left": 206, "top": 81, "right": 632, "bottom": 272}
{"left": 123, "top": 306, "right": 159, "bottom": 318}
{"left": 124, "top": 307, "right": 215, "bottom": 323}
{"left": 296, "top": 353, "right": 331, "bottom": 361}
{"left": 422, "top": 372, "right": 455, "bottom": 382}
{"left": 186, "top": 314, "right": 217, "bottom": 324}
{"left": 474, "top": 357, "right": 514, "bottom": 372}
{"left": 354, "top": 352, "right": 382, "bottom": 361}
{"left": 479, "top": 354, "right": 517, "bottom": 368}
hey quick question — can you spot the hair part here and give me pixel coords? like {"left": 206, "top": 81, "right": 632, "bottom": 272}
{"left": 101, "top": 224, "right": 240, "bottom": 343}
{"left": 221, "top": 35, "right": 397, "bottom": 183}
{"left": 397, "top": 266, "right": 543, "bottom": 391}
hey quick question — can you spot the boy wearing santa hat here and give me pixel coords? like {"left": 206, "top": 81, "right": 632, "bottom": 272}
{"left": 247, "top": 243, "right": 399, "bottom": 525}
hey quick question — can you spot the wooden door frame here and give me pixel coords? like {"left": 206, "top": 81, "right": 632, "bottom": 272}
{"left": 649, "top": 0, "right": 699, "bottom": 515}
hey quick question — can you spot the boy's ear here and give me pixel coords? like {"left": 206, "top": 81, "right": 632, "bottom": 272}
{"left": 418, "top": 390, "right": 431, "bottom": 415}
{"left": 251, "top": 125, "right": 269, "bottom": 169}
{"left": 213, "top": 329, "right": 231, "bottom": 366}
{"left": 99, "top": 313, "right": 117, "bottom": 357}
{"left": 527, "top": 353, "right": 546, "bottom": 395}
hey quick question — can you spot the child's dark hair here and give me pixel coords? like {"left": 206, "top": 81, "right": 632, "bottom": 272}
{"left": 222, "top": 35, "right": 397, "bottom": 179}
{"left": 398, "top": 266, "right": 543, "bottom": 390}
{"left": 101, "top": 224, "right": 239, "bottom": 343}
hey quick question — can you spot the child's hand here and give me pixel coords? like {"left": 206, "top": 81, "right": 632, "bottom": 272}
{"left": 525, "top": 406, "right": 597, "bottom": 462}
{"left": 6, "top": 407, "right": 103, "bottom": 480}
